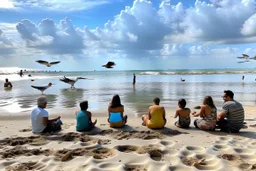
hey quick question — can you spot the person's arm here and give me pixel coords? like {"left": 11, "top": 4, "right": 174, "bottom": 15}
{"left": 43, "top": 116, "right": 61, "bottom": 125}
{"left": 174, "top": 110, "right": 179, "bottom": 118}
{"left": 199, "top": 106, "right": 206, "bottom": 117}
{"left": 9, "top": 83, "right": 12, "bottom": 87}
{"left": 217, "top": 112, "right": 227, "bottom": 121}
{"left": 162, "top": 107, "right": 166, "bottom": 123}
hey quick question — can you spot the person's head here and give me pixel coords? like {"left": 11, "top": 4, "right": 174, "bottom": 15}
{"left": 110, "top": 94, "right": 122, "bottom": 108}
{"left": 178, "top": 99, "right": 186, "bottom": 109}
{"left": 80, "top": 101, "right": 88, "bottom": 111}
{"left": 37, "top": 96, "right": 47, "bottom": 108}
{"left": 203, "top": 96, "right": 216, "bottom": 108}
{"left": 223, "top": 90, "right": 234, "bottom": 102}
{"left": 5, "top": 78, "right": 8, "bottom": 82}
{"left": 153, "top": 97, "right": 160, "bottom": 105}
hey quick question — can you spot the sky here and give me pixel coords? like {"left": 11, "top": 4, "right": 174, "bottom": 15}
{"left": 0, "top": 0, "right": 256, "bottom": 71}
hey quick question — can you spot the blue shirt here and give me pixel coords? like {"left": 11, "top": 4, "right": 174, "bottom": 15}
{"left": 76, "top": 110, "right": 91, "bottom": 131}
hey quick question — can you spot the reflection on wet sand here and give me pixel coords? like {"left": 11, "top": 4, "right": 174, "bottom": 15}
{"left": 17, "top": 94, "right": 57, "bottom": 109}
{"left": 60, "top": 88, "right": 85, "bottom": 108}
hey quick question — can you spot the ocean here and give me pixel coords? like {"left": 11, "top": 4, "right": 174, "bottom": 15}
{"left": 1, "top": 68, "right": 256, "bottom": 116}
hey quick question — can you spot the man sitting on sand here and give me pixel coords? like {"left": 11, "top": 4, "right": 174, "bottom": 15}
{"left": 217, "top": 90, "right": 244, "bottom": 133}
{"left": 4, "top": 78, "right": 12, "bottom": 88}
{"left": 76, "top": 101, "right": 97, "bottom": 131}
{"left": 31, "top": 96, "right": 62, "bottom": 133}
{"left": 142, "top": 97, "right": 166, "bottom": 129}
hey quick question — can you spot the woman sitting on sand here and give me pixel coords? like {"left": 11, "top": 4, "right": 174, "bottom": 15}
{"left": 174, "top": 99, "right": 191, "bottom": 128}
{"left": 192, "top": 96, "right": 217, "bottom": 131}
{"left": 76, "top": 101, "right": 97, "bottom": 131}
{"left": 142, "top": 97, "right": 166, "bottom": 129}
{"left": 108, "top": 94, "right": 128, "bottom": 128}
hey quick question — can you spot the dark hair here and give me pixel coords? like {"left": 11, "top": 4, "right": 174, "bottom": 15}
{"left": 80, "top": 101, "right": 88, "bottom": 110}
{"left": 110, "top": 94, "right": 123, "bottom": 108}
{"left": 153, "top": 97, "right": 160, "bottom": 105}
{"left": 5, "top": 78, "right": 8, "bottom": 82}
{"left": 203, "top": 96, "right": 216, "bottom": 109}
{"left": 178, "top": 99, "right": 186, "bottom": 108}
{"left": 224, "top": 90, "right": 234, "bottom": 99}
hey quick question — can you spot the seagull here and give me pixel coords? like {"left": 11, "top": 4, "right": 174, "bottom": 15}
{"left": 36, "top": 60, "right": 61, "bottom": 67}
{"left": 249, "top": 55, "right": 256, "bottom": 60}
{"left": 237, "top": 54, "right": 249, "bottom": 59}
{"left": 102, "top": 61, "right": 115, "bottom": 68}
{"left": 180, "top": 78, "right": 185, "bottom": 82}
{"left": 59, "top": 76, "right": 87, "bottom": 89}
{"left": 31, "top": 82, "right": 52, "bottom": 94}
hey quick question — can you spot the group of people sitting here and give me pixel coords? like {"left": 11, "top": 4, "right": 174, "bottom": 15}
{"left": 30, "top": 90, "right": 244, "bottom": 134}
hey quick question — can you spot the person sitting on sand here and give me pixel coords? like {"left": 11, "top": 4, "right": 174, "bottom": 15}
{"left": 31, "top": 96, "right": 62, "bottom": 133}
{"left": 4, "top": 78, "right": 12, "bottom": 88}
{"left": 174, "top": 99, "right": 191, "bottom": 128}
{"left": 216, "top": 90, "right": 244, "bottom": 133}
{"left": 108, "top": 94, "right": 128, "bottom": 128}
{"left": 76, "top": 101, "right": 97, "bottom": 131}
{"left": 192, "top": 96, "right": 217, "bottom": 131}
{"left": 142, "top": 97, "right": 166, "bottom": 129}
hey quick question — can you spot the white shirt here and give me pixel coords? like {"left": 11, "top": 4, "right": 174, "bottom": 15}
{"left": 31, "top": 106, "right": 49, "bottom": 133}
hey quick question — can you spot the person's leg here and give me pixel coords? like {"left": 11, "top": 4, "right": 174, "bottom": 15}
{"left": 194, "top": 119, "right": 199, "bottom": 128}
{"left": 142, "top": 115, "right": 149, "bottom": 126}
{"left": 174, "top": 121, "right": 181, "bottom": 128}
{"left": 216, "top": 119, "right": 229, "bottom": 132}
{"left": 123, "top": 115, "right": 128, "bottom": 123}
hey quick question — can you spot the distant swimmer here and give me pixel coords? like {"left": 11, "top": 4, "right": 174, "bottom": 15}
{"left": 102, "top": 61, "right": 115, "bottom": 68}
{"left": 242, "top": 75, "right": 245, "bottom": 80}
{"left": 4, "top": 78, "right": 12, "bottom": 88}
{"left": 133, "top": 73, "right": 136, "bottom": 85}
{"left": 19, "top": 70, "right": 24, "bottom": 77}
{"left": 181, "top": 78, "right": 185, "bottom": 82}
{"left": 31, "top": 82, "right": 52, "bottom": 94}
{"left": 36, "top": 60, "right": 61, "bottom": 67}
{"left": 28, "top": 74, "right": 32, "bottom": 77}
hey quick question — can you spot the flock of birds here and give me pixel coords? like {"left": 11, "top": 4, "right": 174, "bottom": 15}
{"left": 31, "top": 60, "right": 116, "bottom": 94}
{"left": 237, "top": 54, "right": 256, "bottom": 63}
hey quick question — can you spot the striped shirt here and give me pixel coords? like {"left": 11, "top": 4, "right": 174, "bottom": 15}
{"left": 222, "top": 100, "right": 244, "bottom": 132}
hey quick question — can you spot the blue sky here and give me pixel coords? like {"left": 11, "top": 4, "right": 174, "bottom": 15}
{"left": 0, "top": 0, "right": 256, "bottom": 71}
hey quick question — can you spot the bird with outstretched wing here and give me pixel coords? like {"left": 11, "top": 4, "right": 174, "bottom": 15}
{"left": 102, "top": 61, "right": 116, "bottom": 68}
{"left": 36, "top": 60, "right": 61, "bottom": 67}
{"left": 59, "top": 76, "right": 88, "bottom": 89}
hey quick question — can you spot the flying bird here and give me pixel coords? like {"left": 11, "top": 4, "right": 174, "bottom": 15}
{"left": 102, "top": 61, "right": 115, "bottom": 68}
{"left": 31, "top": 82, "right": 52, "bottom": 94}
{"left": 59, "top": 76, "right": 87, "bottom": 89}
{"left": 237, "top": 54, "right": 249, "bottom": 59}
{"left": 36, "top": 60, "right": 61, "bottom": 67}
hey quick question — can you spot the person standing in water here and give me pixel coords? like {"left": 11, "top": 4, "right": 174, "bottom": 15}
{"left": 4, "top": 78, "right": 12, "bottom": 88}
{"left": 19, "top": 70, "right": 24, "bottom": 77}
{"left": 133, "top": 73, "right": 136, "bottom": 85}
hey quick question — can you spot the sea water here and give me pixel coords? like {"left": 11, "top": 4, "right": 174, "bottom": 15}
{"left": 1, "top": 68, "right": 256, "bottom": 116}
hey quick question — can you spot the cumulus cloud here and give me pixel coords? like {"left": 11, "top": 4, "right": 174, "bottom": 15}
{"left": 241, "top": 13, "right": 256, "bottom": 36}
{"left": 0, "top": 29, "right": 16, "bottom": 55}
{"left": 160, "top": 44, "right": 237, "bottom": 57}
{"left": 16, "top": 18, "right": 84, "bottom": 54}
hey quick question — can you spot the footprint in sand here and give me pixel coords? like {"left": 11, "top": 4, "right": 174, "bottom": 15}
{"left": 124, "top": 164, "right": 147, "bottom": 171}
{"left": 5, "top": 161, "right": 46, "bottom": 171}
{"left": 92, "top": 147, "right": 116, "bottom": 159}
{"left": 115, "top": 145, "right": 139, "bottom": 153}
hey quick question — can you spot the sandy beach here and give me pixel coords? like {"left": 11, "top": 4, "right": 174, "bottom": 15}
{"left": 0, "top": 106, "right": 255, "bottom": 171}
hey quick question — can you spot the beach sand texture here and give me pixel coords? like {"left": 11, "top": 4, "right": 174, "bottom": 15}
{"left": 0, "top": 107, "right": 255, "bottom": 171}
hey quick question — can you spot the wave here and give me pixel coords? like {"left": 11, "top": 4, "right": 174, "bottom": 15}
{"left": 139, "top": 70, "right": 256, "bottom": 75}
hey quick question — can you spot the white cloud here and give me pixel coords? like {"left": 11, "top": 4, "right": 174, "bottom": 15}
{"left": 16, "top": 18, "right": 84, "bottom": 54}
{"left": 0, "top": 0, "right": 14, "bottom": 8}
{"left": 12, "top": 0, "right": 110, "bottom": 11}
{"left": 241, "top": 13, "right": 256, "bottom": 36}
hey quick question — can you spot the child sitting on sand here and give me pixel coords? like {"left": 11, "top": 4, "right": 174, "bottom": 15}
{"left": 174, "top": 99, "right": 191, "bottom": 128}
{"left": 76, "top": 101, "right": 97, "bottom": 131}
